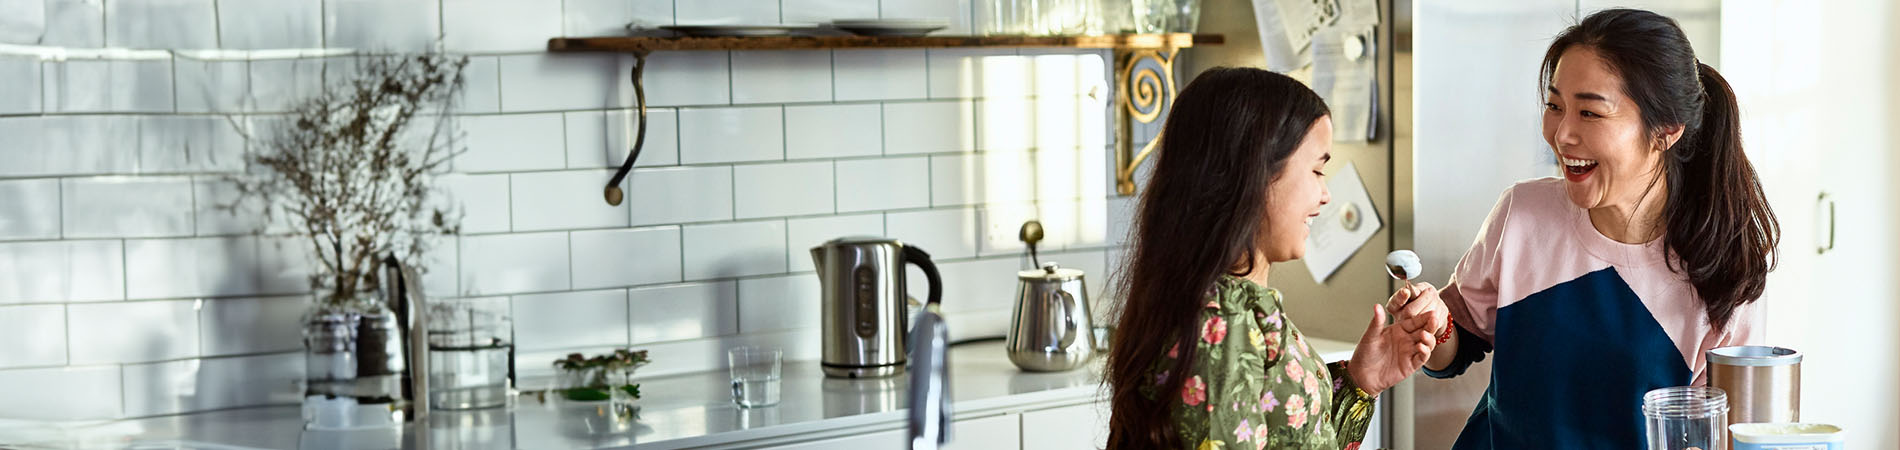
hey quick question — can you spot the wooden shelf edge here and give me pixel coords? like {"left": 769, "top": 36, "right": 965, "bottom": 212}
{"left": 547, "top": 33, "right": 1224, "bottom": 52}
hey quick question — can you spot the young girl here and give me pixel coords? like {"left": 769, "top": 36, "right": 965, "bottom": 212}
{"left": 1105, "top": 67, "right": 1442, "bottom": 450}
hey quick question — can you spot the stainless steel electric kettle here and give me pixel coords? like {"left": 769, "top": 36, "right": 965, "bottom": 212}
{"left": 1006, "top": 262, "right": 1095, "bottom": 372}
{"left": 811, "top": 237, "right": 943, "bottom": 378}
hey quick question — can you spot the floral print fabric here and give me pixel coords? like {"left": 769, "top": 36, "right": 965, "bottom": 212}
{"left": 1158, "top": 276, "right": 1376, "bottom": 450}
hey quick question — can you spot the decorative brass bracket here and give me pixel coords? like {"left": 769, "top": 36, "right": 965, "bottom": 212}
{"left": 602, "top": 50, "right": 652, "bottom": 206}
{"left": 1113, "top": 48, "right": 1178, "bottom": 196}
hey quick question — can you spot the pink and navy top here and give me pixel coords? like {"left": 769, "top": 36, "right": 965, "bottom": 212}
{"left": 1426, "top": 177, "right": 1762, "bottom": 449}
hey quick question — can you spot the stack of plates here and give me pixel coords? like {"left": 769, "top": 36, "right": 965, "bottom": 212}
{"left": 828, "top": 18, "right": 949, "bottom": 37}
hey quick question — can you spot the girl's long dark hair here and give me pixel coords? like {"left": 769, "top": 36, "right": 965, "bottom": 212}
{"left": 1541, "top": 9, "right": 1780, "bottom": 329}
{"left": 1105, "top": 67, "right": 1328, "bottom": 449}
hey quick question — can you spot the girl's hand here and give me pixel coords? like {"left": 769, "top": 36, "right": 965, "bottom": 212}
{"left": 1387, "top": 282, "right": 1450, "bottom": 338}
{"left": 1348, "top": 305, "right": 1437, "bottom": 396}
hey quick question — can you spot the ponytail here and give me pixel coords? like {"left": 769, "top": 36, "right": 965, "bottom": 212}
{"left": 1659, "top": 63, "right": 1780, "bottom": 329}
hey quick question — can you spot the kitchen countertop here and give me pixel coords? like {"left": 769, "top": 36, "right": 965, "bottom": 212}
{"left": 0, "top": 339, "right": 1357, "bottom": 449}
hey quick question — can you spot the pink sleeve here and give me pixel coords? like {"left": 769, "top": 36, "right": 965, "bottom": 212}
{"left": 1441, "top": 187, "right": 1517, "bottom": 344}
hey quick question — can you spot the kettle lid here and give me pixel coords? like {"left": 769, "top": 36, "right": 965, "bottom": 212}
{"left": 1019, "top": 261, "right": 1085, "bottom": 281}
{"left": 818, "top": 236, "right": 902, "bottom": 248}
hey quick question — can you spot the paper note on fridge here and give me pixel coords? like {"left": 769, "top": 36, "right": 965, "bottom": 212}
{"left": 1304, "top": 161, "right": 1383, "bottom": 284}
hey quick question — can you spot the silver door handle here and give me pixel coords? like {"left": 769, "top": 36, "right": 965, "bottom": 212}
{"left": 1817, "top": 192, "right": 1835, "bottom": 255}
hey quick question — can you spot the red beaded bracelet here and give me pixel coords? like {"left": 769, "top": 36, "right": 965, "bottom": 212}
{"left": 1436, "top": 316, "right": 1456, "bottom": 344}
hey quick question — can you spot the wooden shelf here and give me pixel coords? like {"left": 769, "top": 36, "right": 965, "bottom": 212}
{"left": 547, "top": 33, "right": 1222, "bottom": 53}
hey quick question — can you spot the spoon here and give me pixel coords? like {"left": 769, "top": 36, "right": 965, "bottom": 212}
{"left": 1019, "top": 220, "right": 1044, "bottom": 268}
{"left": 1385, "top": 250, "right": 1424, "bottom": 314}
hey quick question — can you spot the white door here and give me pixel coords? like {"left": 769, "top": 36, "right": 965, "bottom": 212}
{"left": 1723, "top": 0, "right": 1899, "bottom": 447}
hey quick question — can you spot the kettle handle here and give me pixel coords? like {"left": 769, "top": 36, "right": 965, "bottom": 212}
{"left": 1050, "top": 290, "right": 1079, "bottom": 350}
{"left": 903, "top": 246, "right": 943, "bottom": 306}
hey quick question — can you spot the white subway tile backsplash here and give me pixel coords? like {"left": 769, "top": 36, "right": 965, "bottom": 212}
{"left": 510, "top": 170, "right": 631, "bottom": 231}
{"left": 629, "top": 281, "right": 738, "bottom": 344}
{"left": 926, "top": 48, "right": 1018, "bottom": 99}
{"left": 139, "top": 116, "right": 246, "bottom": 173}
{"left": 907, "top": 256, "right": 1018, "bottom": 313}
{"left": 977, "top": 97, "right": 1035, "bottom": 151}
{"left": 682, "top": 220, "right": 787, "bottom": 280}
{"left": 125, "top": 237, "right": 260, "bottom": 299}
{"left": 883, "top": 100, "right": 976, "bottom": 155}
{"left": 836, "top": 156, "right": 929, "bottom": 213}
{"left": 255, "top": 235, "right": 317, "bottom": 296}
{"left": 512, "top": 290, "right": 628, "bottom": 351}
{"left": 443, "top": 0, "right": 562, "bottom": 53}
{"left": 69, "top": 300, "right": 200, "bottom": 364}
{"left": 929, "top": 151, "right": 1034, "bottom": 206}
{"left": 0, "top": 0, "right": 42, "bottom": 44}
{"left": 881, "top": 0, "right": 973, "bottom": 34}
{"left": 218, "top": 0, "right": 322, "bottom": 49}
{"left": 833, "top": 50, "right": 928, "bottom": 101}
{"left": 566, "top": 109, "right": 679, "bottom": 169}
{"left": 323, "top": 0, "right": 441, "bottom": 51}
{"left": 978, "top": 202, "right": 1035, "bottom": 256}
{"left": 200, "top": 296, "right": 306, "bottom": 357}
{"left": 499, "top": 54, "right": 631, "bottom": 113}
{"left": 782, "top": 0, "right": 878, "bottom": 24}
{"left": 455, "top": 56, "right": 501, "bottom": 114}
{"left": 4, "top": 116, "right": 138, "bottom": 177}
{"left": 644, "top": 51, "right": 732, "bottom": 107}
{"left": 174, "top": 59, "right": 250, "bottom": 113}
{"left": 0, "top": 57, "right": 40, "bottom": 114}
{"left": 247, "top": 58, "right": 324, "bottom": 113}
{"left": 786, "top": 213, "right": 883, "bottom": 272}
{"left": 734, "top": 161, "right": 833, "bottom": 219}
{"left": 674, "top": 0, "right": 779, "bottom": 25}
{"left": 43, "top": 0, "right": 106, "bottom": 47}
{"left": 0, "top": 366, "right": 122, "bottom": 420}
{"left": 62, "top": 176, "right": 196, "bottom": 239}
{"left": 43, "top": 60, "right": 173, "bottom": 113}
{"left": 678, "top": 106, "right": 784, "bottom": 164}
{"left": 628, "top": 166, "right": 733, "bottom": 225}
{"left": 460, "top": 232, "right": 569, "bottom": 296}
{"left": 785, "top": 103, "right": 880, "bottom": 159}
{"left": 737, "top": 274, "right": 819, "bottom": 333}
{"left": 731, "top": 50, "right": 833, "bottom": 104}
{"left": 571, "top": 227, "right": 682, "bottom": 289}
{"left": 884, "top": 208, "right": 977, "bottom": 259}
{"left": 437, "top": 173, "right": 512, "bottom": 234}
{"left": 417, "top": 235, "right": 460, "bottom": 297}
{"left": 0, "top": 240, "right": 125, "bottom": 303}
{"left": 0, "top": 305, "right": 65, "bottom": 368}
{"left": 105, "top": 0, "right": 217, "bottom": 49}
{"left": 620, "top": 327, "right": 819, "bottom": 378}
{"left": 458, "top": 113, "right": 566, "bottom": 173}
{"left": 563, "top": 0, "right": 674, "bottom": 35}
{"left": 0, "top": 179, "right": 61, "bottom": 241}
{"left": 122, "top": 353, "right": 302, "bottom": 417}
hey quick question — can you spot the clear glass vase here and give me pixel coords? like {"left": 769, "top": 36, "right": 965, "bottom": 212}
{"left": 302, "top": 290, "right": 408, "bottom": 430}
{"left": 426, "top": 297, "right": 513, "bottom": 410}
{"left": 1131, "top": 0, "right": 1201, "bottom": 33}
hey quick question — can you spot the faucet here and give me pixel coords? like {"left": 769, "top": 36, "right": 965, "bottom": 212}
{"left": 906, "top": 304, "right": 952, "bottom": 450}
{"left": 382, "top": 255, "right": 430, "bottom": 424}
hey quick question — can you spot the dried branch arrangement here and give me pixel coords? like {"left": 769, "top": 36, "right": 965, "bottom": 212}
{"left": 224, "top": 54, "right": 469, "bottom": 308}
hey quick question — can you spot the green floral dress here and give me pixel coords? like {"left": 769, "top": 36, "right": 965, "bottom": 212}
{"left": 1151, "top": 276, "right": 1376, "bottom": 450}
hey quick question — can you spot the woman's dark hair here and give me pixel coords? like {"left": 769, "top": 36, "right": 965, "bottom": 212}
{"left": 1105, "top": 67, "right": 1327, "bottom": 449}
{"left": 1541, "top": 9, "right": 1780, "bottom": 329}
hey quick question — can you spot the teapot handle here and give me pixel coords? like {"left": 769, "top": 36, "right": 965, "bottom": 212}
{"left": 1049, "top": 290, "right": 1079, "bottom": 350}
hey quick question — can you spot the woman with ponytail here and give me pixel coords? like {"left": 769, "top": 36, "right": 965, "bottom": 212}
{"left": 1393, "top": 8, "right": 1782, "bottom": 449}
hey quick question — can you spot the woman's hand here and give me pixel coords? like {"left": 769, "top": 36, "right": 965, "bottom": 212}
{"left": 1347, "top": 304, "right": 1437, "bottom": 396}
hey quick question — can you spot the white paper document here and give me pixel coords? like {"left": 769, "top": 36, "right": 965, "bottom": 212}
{"left": 1304, "top": 161, "right": 1383, "bottom": 284}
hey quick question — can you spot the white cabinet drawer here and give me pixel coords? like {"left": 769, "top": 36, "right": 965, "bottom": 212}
{"left": 1020, "top": 402, "right": 1109, "bottom": 450}
{"left": 763, "top": 413, "right": 1021, "bottom": 450}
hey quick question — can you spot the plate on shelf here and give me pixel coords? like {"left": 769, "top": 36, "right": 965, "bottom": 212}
{"left": 658, "top": 24, "right": 821, "bottom": 37}
{"left": 827, "top": 18, "right": 949, "bottom": 37}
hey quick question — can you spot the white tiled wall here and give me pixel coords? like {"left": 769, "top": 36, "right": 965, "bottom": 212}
{"left": 0, "top": 0, "right": 1127, "bottom": 420}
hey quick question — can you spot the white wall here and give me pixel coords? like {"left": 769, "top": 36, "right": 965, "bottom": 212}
{"left": 0, "top": 0, "right": 1124, "bottom": 421}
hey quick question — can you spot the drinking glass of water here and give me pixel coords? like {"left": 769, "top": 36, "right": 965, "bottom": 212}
{"left": 728, "top": 347, "right": 782, "bottom": 408}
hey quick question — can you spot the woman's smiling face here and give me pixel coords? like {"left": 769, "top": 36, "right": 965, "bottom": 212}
{"left": 1542, "top": 46, "right": 1675, "bottom": 211}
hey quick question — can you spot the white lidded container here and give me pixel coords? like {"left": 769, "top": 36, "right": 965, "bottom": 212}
{"left": 1730, "top": 423, "right": 1844, "bottom": 450}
